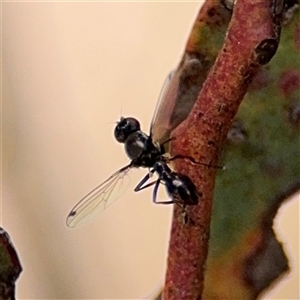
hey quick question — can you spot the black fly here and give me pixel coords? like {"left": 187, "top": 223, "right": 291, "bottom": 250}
{"left": 66, "top": 117, "right": 200, "bottom": 228}
{"left": 66, "top": 67, "right": 210, "bottom": 228}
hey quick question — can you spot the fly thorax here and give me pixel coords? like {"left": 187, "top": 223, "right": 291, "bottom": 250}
{"left": 124, "top": 131, "right": 149, "bottom": 160}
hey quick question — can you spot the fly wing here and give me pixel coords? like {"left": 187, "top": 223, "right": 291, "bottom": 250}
{"left": 150, "top": 55, "right": 204, "bottom": 148}
{"left": 150, "top": 70, "right": 178, "bottom": 146}
{"left": 66, "top": 164, "right": 131, "bottom": 228}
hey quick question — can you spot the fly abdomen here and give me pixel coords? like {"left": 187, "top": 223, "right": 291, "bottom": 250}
{"left": 172, "top": 173, "right": 201, "bottom": 205}
{"left": 168, "top": 174, "right": 199, "bottom": 206}
{"left": 154, "top": 161, "right": 199, "bottom": 206}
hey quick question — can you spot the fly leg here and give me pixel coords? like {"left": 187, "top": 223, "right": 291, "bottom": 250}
{"left": 152, "top": 179, "right": 176, "bottom": 205}
{"left": 160, "top": 136, "right": 175, "bottom": 147}
{"left": 134, "top": 169, "right": 156, "bottom": 192}
{"left": 152, "top": 182, "right": 188, "bottom": 221}
{"left": 169, "top": 154, "right": 224, "bottom": 170}
{"left": 162, "top": 192, "right": 194, "bottom": 225}
{"left": 151, "top": 180, "right": 193, "bottom": 225}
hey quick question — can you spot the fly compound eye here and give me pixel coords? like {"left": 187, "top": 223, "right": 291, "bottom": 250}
{"left": 114, "top": 117, "right": 140, "bottom": 143}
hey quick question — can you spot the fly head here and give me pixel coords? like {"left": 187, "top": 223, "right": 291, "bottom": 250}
{"left": 114, "top": 117, "right": 140, "bottom": 143}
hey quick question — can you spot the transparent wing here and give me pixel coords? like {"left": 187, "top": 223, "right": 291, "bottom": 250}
{"left": 150, "top": 56, "right": 204, "bottom": 146}
{"left": 66, "top": 164, "right": 132, "bottom": 228}
{"left": 150, "top": 71, "right": 174, "bottom": 130}
{"left": 150, "top": 70, "right": 176, "bottom": 144}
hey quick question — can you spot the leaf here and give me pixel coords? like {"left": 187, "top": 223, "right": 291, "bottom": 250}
{"left": 204, "top": 3, "right": 300, "bottom": 299}
{"left": 0, "top": 227, "right": 22, "bottom": 300}
{"left": 160, "top": 1, "right": 299, "bottom": 299}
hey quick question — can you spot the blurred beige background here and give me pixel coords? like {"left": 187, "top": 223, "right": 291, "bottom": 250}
{"left": 2, "top": 2, "right": 299, "bottom": 299}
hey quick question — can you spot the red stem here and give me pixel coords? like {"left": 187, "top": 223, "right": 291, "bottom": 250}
{"left": 163, "top": 0, "right": 281, "bottom": 299}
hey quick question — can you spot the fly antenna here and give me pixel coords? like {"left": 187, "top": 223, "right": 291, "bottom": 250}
{"left": 120, "top": 104, "right": 123, "bottom": 118}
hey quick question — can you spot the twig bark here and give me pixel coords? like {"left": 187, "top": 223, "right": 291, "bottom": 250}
{"left": 163, "top": 0, "right": 283, "bottom": 299}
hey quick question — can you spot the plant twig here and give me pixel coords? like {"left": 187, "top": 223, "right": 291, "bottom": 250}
{"left": 163, "top": 0, "right": 283, "bottom": 299}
